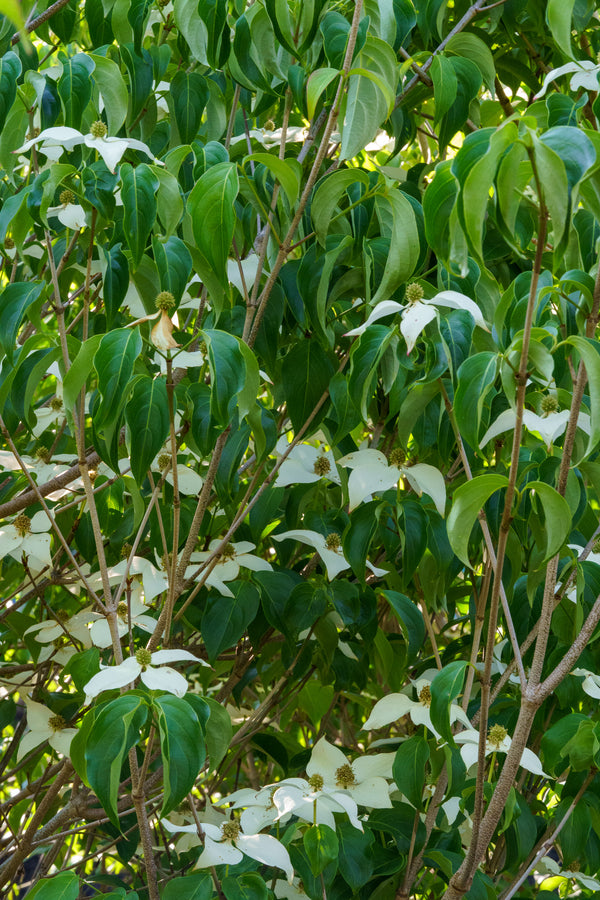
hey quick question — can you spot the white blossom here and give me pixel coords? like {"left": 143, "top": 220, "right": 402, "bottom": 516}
{"left": 83, "top": 648, "right": 207, "bottom": 703}
{"left": 17, "top": 698, "right": 77, "bottom": 760}
{"left": 363, "top": 678, "right": 471, "bottom": 740}
{"left": 306, "top": 738, "right": 394, "bottom": 808}
{"left": 274, "top": 437, "right": 340, "bottom": 488}
{"left": 15, "top": 125, "right": 158, "bottom": 173}
{"left": 534, "top": 61, "right": 600, "bottom": 99}
{"left": 454, "top": 726, "right": 547, "bottom": 777}
{"left": 89, "top": 585, "right": 157, "bottom": 648}
{"left": 187, "top": 540, "right": 272, "bottom": 597}
{"left": 337, "top": 448, "right": 446, "bottom": 516}
{"left": 272, "top": 529, "right": 386, "bottom": 581}
{"left": 0, "top": 511, "right": 51, "bottom": 573}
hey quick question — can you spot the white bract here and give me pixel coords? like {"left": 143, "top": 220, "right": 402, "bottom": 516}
{"left": 274, "top": 437, "right": 340, "bottom": 488}
{"left": 534, "top": 61, "right": 600, "bottom": 99}
{"left": 344, "top": 291, "right": 488, "bottom": 354}
{"left": 162, "top": 817, "right": 294, "bottom": 882}
{"left": 47, "top": 199, "right": 87, "bottom": 230}
{"left": 306, "top": 737, "right": 394, "bottom": 808}
{"left": 455, "top": 726, "right": 547, "bottom": 777}
{"left": 0, "top": 511, "right": 52, "bottom": 574}
{"left": 33, "top": 363, "right": 67, "bottom": 437}
{"left": 25, "top": 609, "right": 98, "bottom": 647}
{"left": 271, "top": 776, "right": 364, "bottom": 831}
{"left": 479, "top": 408, "right": 589, "bottom": 450}
{"left": 272, "top": 529, "right": 386, "bottom": 580}
{"left": 152, "top": 452, "right": 204, "bottom": 495}
{"left": 187, "top": 540, "right": 272, "bottom": 597}
{"left": 537, "top": 856, "right": 600, "bottom": 890}
{"left": 572, "top": 666, "right": 600, "bottom": 699}
{"left": 83, "top": 648, "right": 207, "bottom": 703}
{"left": 363, "top": 678, "right": 471, "bottom": 740}
{"left": 18, "top": 698, "right": 78, "bottom": 760}
{"left": 89, "top": 586, "right": 157, "bottom": 648}
{"left": 337, "top": 448, "right": 446, "bottom": 516}
{"left": 218, "top": 785, "right": 286, "bottom": 834}
{"left": 15, "top": 125, "right": 157, "bottom": 173}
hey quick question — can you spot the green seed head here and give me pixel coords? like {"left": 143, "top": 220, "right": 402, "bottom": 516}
{"left": 117, "top": 601, "right": 129, "bottom": 618}
{"left": 335, "top": 763, "right": 356, "bottom": 788}
{"left": 155, "top": 291, "right": 176, "bottom": 312}
{"left": 59, "top": 189, "right": 75, "bottom": 206}
{"left": 221, "top": 543, "right": 236, "bottom": 561}
{"left": 135, "top": 648, "right": 153, "bottom": 668}
{"left": 120, "top": 542, "right": 133, "bottom": 560}
{"left": 313, "top": 455, "right": 331, "bottom": 476}
{"left": 4, "top": 237, "right": 14, "bottom": 249}
{"left": 487, "top": 724, "right": 508, "bottom": 749}
{"left": 324, "top": 533, "right": 341, "bottom": 552}
{"left": 157, "top": 453, "right": 171, "bottom": 472}
{"left": 540, "top": 395, "right": 559, "bottom": 416}
{"left": 48, "top": 714, "right": 66, "bottom": 731}
{"left": 50, "top": 396, "right": 63, "bottom": 412}
{"left": 405, "top": 282, "right": 424, "bottom": 304}
{"left": 418, "top": 684, "right": 431, "bottom": 706}
{"left": 308, "top": 773, "right": 324, "bottom": 792}
{"left": 221, "top": 820, "right": 240, "bottom": 841}
{"left": 90, "top": 120, "right": 108, "bottom": 139}
{"left": 35, "top": 447, "right": 51, "bottom": 463}
{"left": 13, "top": 514, "right": 31, "bottom": 537}
{"left": 389, "top": 448, "right": 406, "bottom": 468}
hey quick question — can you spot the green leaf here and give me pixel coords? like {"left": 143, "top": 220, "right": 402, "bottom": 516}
{"left": 524, "top": 481, "right": 572, "bottom": 562}
{"left": 348, "top": 324, "right": 394, "bottom": 419}
{"left": 445, "top": 33, "right": 496, "bottom": 92}
{"left": 120, "top": 162, "right": 159, "bottom": 267}
{"left": 174, "top": 0, "right": 209, "bottom": 63}
{"left": 222, "top": 874, "right": 268, "bottom": 900}
{"left": 93, "top": 327, "right": 143, "bottom": 434}
{"left": 171, "top": 71, "right": 209, "bottom": 144}
{"left": 57, "top": 52, "right": 95, "bottom": 129}
{"left": 188, "top": 162, "right": 239, "bottom": 289}
{"left": 202, "top": 697, "right": 232, "bottom": 770}
{"left": 125, "top": 376, "right": 170, "bottom": 485}
{"left": 154, "top": 695, "right": 206, "bottom": 816}
{"left": 337, "top": 823, "right": 374, "bottom": 890}
{"left": 161, "top": 874, "right": 212, "bottom": 900}
{"left": 0, "top": 282, "right": 45, "bottom": 363}
{"left": 454, "top": 351, "right": 498, "bottom": 450}
{"left": 201, "top": 581, "right": 260, "bottom": 662}
{"left": 82, "top": 161, "right": 118, "bottom": 220}
{"left": 0, "top": 51, "right": 21, "bottom": 134}
{"left": 101, "top": 242, "right": 129, "bottom": 326}
{"left": 244, "top": 152, "right": 302, "bottom": 206}
{"left": 201, "top": 329, "right": 246, "bottom": 426}
{"left": 151, "top": 165, "right": 184, "bottom": 239}
{"left": 371, "top": 190, "right": 421, "bottom": 305}
{"left": 304, "top": 824, "right": 339, "bottom": 876}
{"left": 562, "top": 336, "right": 600, "bottom": 456}
{"left": 447, "top": 474, "right": 509, "bottom": 566}
{"left": 340, "top": 36, "right": 397, "bottom": 160}
{"left": 393, "top": 734, "right": 430, "bottom": 809}
{"left": 153, "top": 236, "right": 192, "bottom": 302}
{"left": 382, "top": 590, "right": 425, "bottom": 665}
{"left": 530, "top": 132, "right": 569, "bottom": 248}
{"left": 198, "top": 0, "right": 229, "bottom": 67}
{"left": 90, "top": 53, "right": 128, "bottom": 133}
{"left": 312, "top": 168, "right": 370, "bottom": 246}
{"left": 62, "top": 334, "right": 103, "bottom": 414}
{"left": 307, "top": 67, "right": 340, "bottom": 119}
{"left": 81, "top": 695, "right": 149, "bottom": 827}
{"left": 430, "top": 55, "right": 457, "bottom": 123}
{"left": 127, "top": 0, "right": 152, "bottom": 53}
{"left": 430, "top": 660, "right": 468, "bottom": 745}
{"left": 423, "top": 159, "right": 458, "bottom": 263}
{"left": 546, "top": 0, "right": 576, "bottom": 57}
{"left": 25, "top": 872, "right": 79, "bottom": 900}
{"left": 281, "top": 340, "right": 334, "bottom": 434}
{"left": 344, "top": 501, "right": 380, "bottom": 582}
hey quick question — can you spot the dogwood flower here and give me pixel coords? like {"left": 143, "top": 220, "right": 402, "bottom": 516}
{"left": 363, "top": 678, "right": 471, "bottom": 739}
{"left": 83, "top": 648, "right": 207, "bottom": 703}
{"left": 536, "top": 856, "right": 600, "bottom": 890}
{"left": 572, "top": 667, "right": 600, "bottom": 699}
{"left": 218, "top": 785, "right": 289, "bottom": 834}
{"left": 47, "top": 189, "right": 87, "bottom": 230}
{"left": 162, "top": 817, "right": 294, "bottom": 882}
{"left": 187, "top": 540, "right": 272, "bottom": 597}
{"left": 0, "top": 511, "right": 51, "bottom": 573}
{"left": 272, "top": 776, "right": 364, "bottom": 830}
{"left": 0, "top": 448, "right": 76, "bottom": 500}
{"left": 274, "top": 437, "right": 341, "bottom": 488}
{"left": 152, "top": 451, "right": 204, "bottom": 495}
{"left": 344, "top": 285, "right": 488, "bottom": 353}
{"left": 454, "top": 725, "right": 547, "bottom": 776}
{"left": 25, "top": 608, "right": 98, "bottom": 647}
{"left": 306, "top": 738, "right": 394, "bottom": 808}
{"left": 33, "top": 363, "right": 67, "bottom": 437}
{"left": 18, "top": 698, "right": 78, "bottom": 760}
{"left": 15, "top": 121, "right": 157, "bottom": 173}
{"left": 337, "top": 448, "right": 446, "bottom": 516}
{"left": 89, "top": 587, "right": 157, "bottom": 648}
{"left": 534, "top": 60, "right": 600, "bottom": 99}
{"left": 272, "top": 529, "right": 386, "bottom": 581}
{"left": 479, "top": 406, "right": 590, "bottom": 451}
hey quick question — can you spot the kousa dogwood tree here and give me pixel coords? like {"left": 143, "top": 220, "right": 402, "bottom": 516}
{"left": 2, "top": 0, "right": 600, "bottom": 899}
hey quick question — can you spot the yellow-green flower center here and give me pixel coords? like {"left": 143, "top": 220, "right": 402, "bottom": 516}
{"left": 221, "top": 821, "right": 240, "bottom": 841}
{"left": 418, "top": 685, "right": 431, "bottom": 706}
{"left": 221, "top": 543, "right": 236, "bottom": 561}
{"left": 35, "top": 447, "right": 51, "bottom": 463}
{"left": 59, "top": 189, "right": 75, "bottom": 206}
{"left": 50, "top": 397, "right": 63, "bottom": 412}
{"left": 90, "top": 120, "right": 108, "bottom": 139}
{"left": 56, "top": 609, "right": 70, "bottom": 622}
{"left": 48, "top": 714, "right": 66, "bottom": 731}
{"left": 313, "top": 455, "right": 331, "bottom": 476}
{"left": 135, "top": 648, "right": 153, "bottom": 668}
{"left": 155, "top": 291, "right": 176, "bottom": 311}
{"left": 117, "top": 601, "right": 129, "bottom": 618}
{"left": 540, "top": 395, "right": 559, "bottom": 416}
{"left": 13, "top": 514, "right": 31, "bottom": 537}
{"left": 487, "top": 724, "right": 508, "bottom": 749}
{"left": 405, "top": 282, "right": 424, "bottom": 304}
{"left": 308, "top": 774, "right": 324, "bottom": 791}
{"left": 4, "top": 237, "right": 14, "bottom": 249}
{"left": 120, "top": 542, "right": 133, "bottom": 560}
{"left": 389, "top": 448, "right": 406, "bottom": 468}
{"left": 157, "top": 453, "right": 171, "bottom": 471}
{"left": 335, "top": 763, "right": 356, "bottom": 788}
{"left": 324, "top": 533, "right": 341, "bottom": 552}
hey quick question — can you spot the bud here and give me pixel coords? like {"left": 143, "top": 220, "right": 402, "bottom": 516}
{"left": 540, "top": 395, "right": 560, "bottom": 416}
{"left": 151, "top": 310, "right": 180, "bottom": 351}
{"left": 405, "top": 282, "right": 424, "bottom": 304}
{"left": 59, "top": 189, "right": 75, "bottom": 206}
{"left": 90, "top": 120, "right": 108, "bottom": 139}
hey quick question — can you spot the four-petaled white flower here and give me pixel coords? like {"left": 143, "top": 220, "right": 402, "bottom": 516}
{"left": 82, "top": 648, "right": 207, "bottom": 704}
{"left": 218, "top": 785, "right": 288, "bottom": 834}
{"left": 47, "top": 189, "right": 87, "bottom": 230}
{"left": 306, "top": 738, "right": 394, "bottom": 809}
{"left": 344, "top": 289, "right": 488, "bottom": 354}
{"left": 187, "top": 540, "right": 272, "bottom": 597}
{"left": 16, "top": 123, "right": 157, "bottom": 173}
{"left": 0, "top": 511, "right": 52, "bottom": 574}
{"left": 162, "top": 817, "right": 294, "bottom": 882}
{"left": 33, "top": 362, "right": 67, "bottom": 437}
{"left": 534, "top": 61, "right": 600, "bottom": 99}
{"left": 572, "top": 666, "right": 600, "bottom": 699}
{"left": 363, "top": 678, "right": 471, "bottom": 740}
{"left": 272, "top": 529, "right": 386, "bottom": 581}
{"left": 152, "top": 451, "right": 204, "bottom": 495}
{"left": 274, "top": 437, "right": 341, "bottom": 488}
{"left": 337, "top": 448, "right": 446, "bottom": 516}
{"left": 454, "top": 725, "right": 547, "bottom": 777}
{"left": 18, "top": 698, "right": 78, "bottom": 760}
{"left": 89, "top": 585, "right": 157, "bottom": 648}
{"left": 25, "top": 608, "right": 98, "bottom": 648}
{"left": 479, "top": 408, "right": 590, "bottom": 451}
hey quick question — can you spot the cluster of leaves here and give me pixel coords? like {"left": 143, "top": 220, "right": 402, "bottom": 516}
{"left": 3, "top": 1, "right": 600, "bottom": 899}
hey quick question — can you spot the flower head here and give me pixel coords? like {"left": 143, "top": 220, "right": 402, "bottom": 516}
{"left": 363, "top": 678, "right": 471, "bottom": 740}
{"left": 187, "top": 540, "right": 272, "bottom": 597}
{"left": 15, "top": 125, "right": 158, "bottom": 173}
{"left": 337, "top": 449, "right": 446, "bottom": 516}
{"left": 274, "top": 437, "right": 341, "bottom": 488}
{"left": 18, "top": 698, "right": 78, "bottom": 760}
{"left": 305, "top": 738, "right": 394, "bottom": 809}
{"left": 82, "top": 648, "right": 208, "bottom": 704}
{"left": 454, "top": 727, "right": 547, "bottom": 776}
{"left": 0, "top": 510, "right": 52, "bottom": 574}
